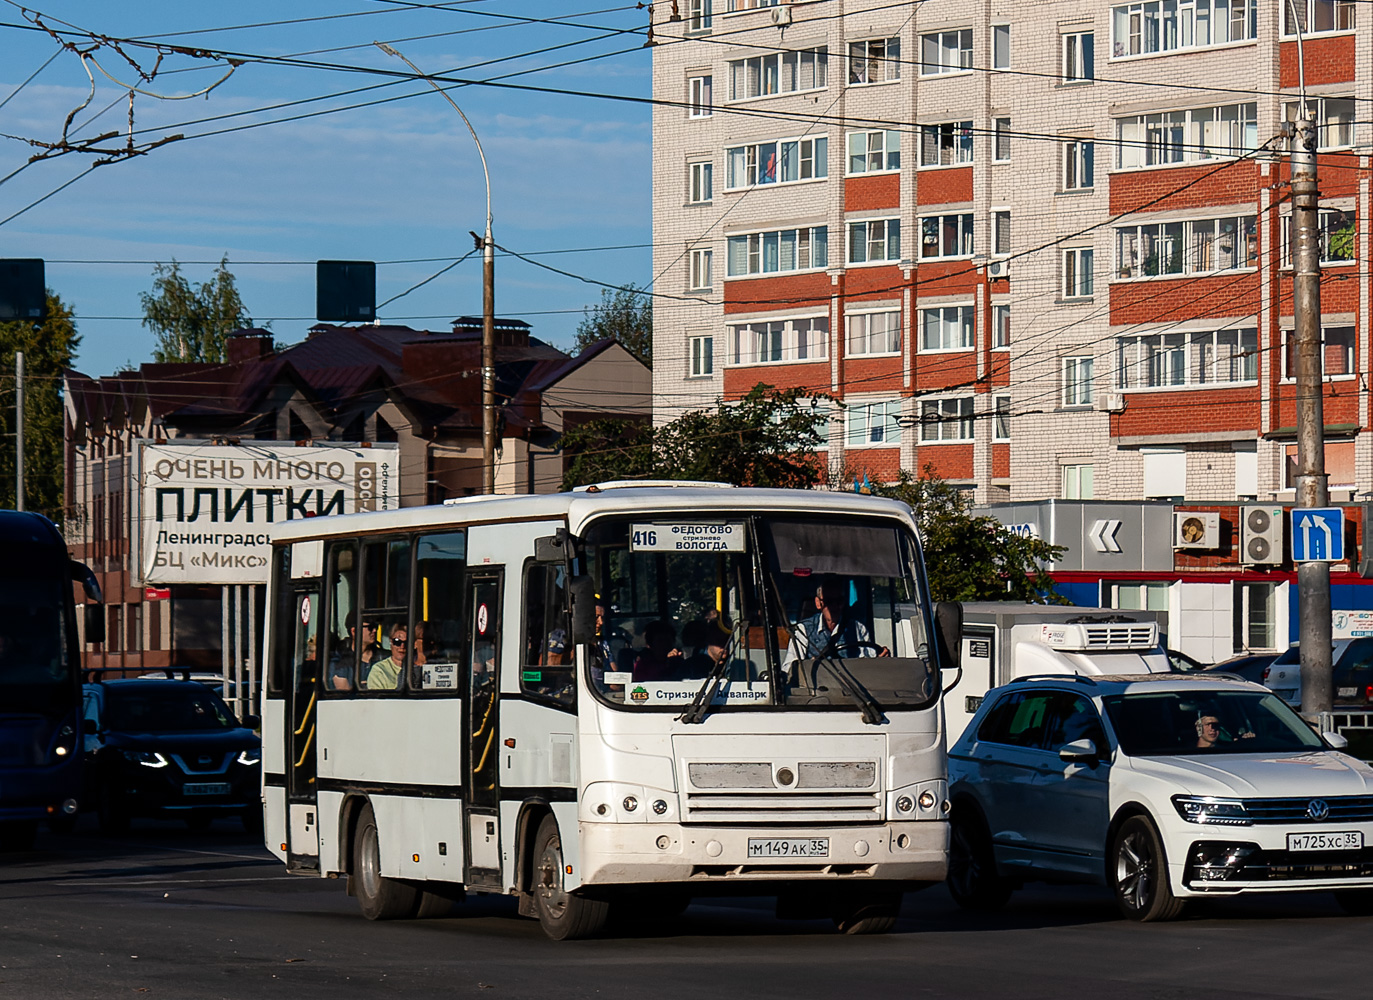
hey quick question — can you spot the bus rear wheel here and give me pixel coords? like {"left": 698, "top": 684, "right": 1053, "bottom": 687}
{"left": 0, "top": 821, "right": 37, "bottom": 852}
{"left": 832, "top": 890, "right": 902, "bottom": 935}
{"left": 532, "top": 814, "right": 609, "bottom": 940}
{"left": 353, "top": 802, "right": 420, "bottom": 920}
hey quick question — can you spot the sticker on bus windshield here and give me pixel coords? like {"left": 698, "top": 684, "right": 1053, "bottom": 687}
{"left": 624, "top": 680, "right": 768, "bottom": 706}
{"left": 630, "top": 523, "right": 746, "bottom": 553}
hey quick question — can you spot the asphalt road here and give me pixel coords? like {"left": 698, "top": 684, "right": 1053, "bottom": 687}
{"left": 3, "top": 817, "right": 1370, "bottom": 1000}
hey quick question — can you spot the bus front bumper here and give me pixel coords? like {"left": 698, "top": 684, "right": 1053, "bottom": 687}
{"left": 579, "top": 820, "right": 947, "bottom": 885}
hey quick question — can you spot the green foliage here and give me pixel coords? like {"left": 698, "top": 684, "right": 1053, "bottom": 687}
{"left": 571, "top": 284, "right": 652, "bottom": 363}
{"left": 561, "top": 385, "right": 829, "bottom": 490}
{"left": 141, "top": 257, "right": 251, "bottom": 363}
{"left": 0, "top": 293, "right": 81, "bottom": 526}
{"left": 864, "top": 467, "right": 1067, "bottom": 604}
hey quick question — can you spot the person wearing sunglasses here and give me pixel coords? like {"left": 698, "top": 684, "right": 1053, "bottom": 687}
{"left": 366, "top": 623, "right": 407, "bottom": 691}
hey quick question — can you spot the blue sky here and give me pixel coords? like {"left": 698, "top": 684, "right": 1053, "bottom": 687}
{"left": 0, "top": 1, "right": 652, "bottom": 375}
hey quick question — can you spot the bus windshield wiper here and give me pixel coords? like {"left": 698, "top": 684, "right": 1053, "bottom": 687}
{"left": 813, "top": 633, "right": 885, "bottom": 726}
{"left": 679, "top": 621, "right": 744, "bottom": 725}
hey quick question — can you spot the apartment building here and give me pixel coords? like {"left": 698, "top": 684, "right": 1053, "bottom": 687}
{"left": 651, "top": 0, "right": 1368, "bottom": 508}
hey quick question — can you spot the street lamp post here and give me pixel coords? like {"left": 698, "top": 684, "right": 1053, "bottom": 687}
{"left": 376, "top": 42, "right": 498, "bottom": 494}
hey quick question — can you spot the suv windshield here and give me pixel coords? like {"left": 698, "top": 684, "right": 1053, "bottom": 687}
{"left": 1102, "top": 689, "right": 1325, "bottom": 756}
{"left": 105, "top": 685, "right": 239, "bottom": 732}
{"left": 583, "top": 514, "right": 936, "bottom": 713}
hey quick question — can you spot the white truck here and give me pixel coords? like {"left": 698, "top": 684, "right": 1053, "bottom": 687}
{"left": 944, "top": 603, "right": 1172, "bottom": 743}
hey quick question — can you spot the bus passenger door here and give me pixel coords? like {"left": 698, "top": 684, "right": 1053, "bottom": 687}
{"left": 465, "top": 570, "right": 503, "bottom": 886}
{"left": 285, "top": 583, "right": 322, "bottom": 869}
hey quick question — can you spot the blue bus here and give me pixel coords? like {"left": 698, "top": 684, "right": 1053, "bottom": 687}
{"left": 0, "top": 510, "right": 102, "bottom": 850}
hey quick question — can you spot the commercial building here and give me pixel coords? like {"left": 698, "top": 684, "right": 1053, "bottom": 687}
{"left": 63, "top": 321, "right": 650, "bottom": 678}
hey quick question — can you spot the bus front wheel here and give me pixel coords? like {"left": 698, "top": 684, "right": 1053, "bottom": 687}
{"left": 353, "top": 802, "right": 420, "bottom": 920}
{"left": 532, "top": 814, "right": 609, "bottom": 940}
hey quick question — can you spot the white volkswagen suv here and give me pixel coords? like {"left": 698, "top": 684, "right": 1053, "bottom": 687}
{"left": 947, "top": 674, "right": 1373, "bottom": 921}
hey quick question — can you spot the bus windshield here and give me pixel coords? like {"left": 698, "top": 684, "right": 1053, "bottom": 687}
{"left": 0, "top": 570, "right": 72, "bottom": 712}
{"left": 584, "top": 514, "right": 936, "bottom": 713}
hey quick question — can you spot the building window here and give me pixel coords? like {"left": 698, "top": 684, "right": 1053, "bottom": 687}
{"left": 1282, "top": 208, "right": 1356, "bottom": 266}
{"left": 992, "top": 210, "right": 1011, "bottom": 256}
{"left": 921, "top": 28, "right": 973, "bottom": 75}
{"left": 993, "top": 395, "right": 1011, "bottom": 440}
{"left": 687, "top": 0, "right": 713, "bottom": 31}
{"left": 992, "top": 304, "right": 1010, "bottom": 348}
{"left": 689, "top": 248, "right": 713, "bottom": 290}
{"left": 848, "top": 218, "right": 901, "bottom": 264}
{"left": 1062, "top": 464, "right": 1095, "bottom": 499}
{"left": 1233, "top": 581, "right": 1277, "bottom": 653}
{"left": 1283, "top": 97, "right": 1355, "bottom": 149}
{"left": 849, "top": 37, "right": 901, "bottom": 84}
{"left": 847, "top": 130, "right": 901, "bottom": 174}
{"left": 1142, "top": 447, "right": 1186, "bottom": 499}
{"left": 920, "top": 398, "right": 974, "bottom": 442}
{"left": 848, "top": 399, "right": 903, "bottom": 447}
{"left": 728, "top": 46, "right": 828, "bottom": 100}
{"left": 689, "top": 335, "right": 714, "bottom": 376}
{"left": 1285, "top": 440, "right": 1356, "bottom": 488}
{"left": 1117, "top": 329, "right": 1258, "bottom": 388}
{"left": 1284, "top": 0, "right": 1354, "bottom": 35}
{"left": 1234, "top": 441, "right": 1258, "bottom": 499}
{"left": 920, "top": 305, "right": 974, "bottom": 352}
{"left": 992, "top": 24, "right": 1011, "bottom": 69}
{"left": 1107, "top": 580, "right": 1171, "bottom": 611}
{"left": 993, "top": 117, "right": 1011, "bottom": 161}
{"left": 919, "top": 121, "right": 973, "bottom": 167}
{"left": 1117, "top": 102, "right": 1258, "bottom": 168}
{"left": 729, "top": 316, "right": 828, "bottom": 365}
{"left": 1117, "top": 215, "right": 1256, "bottom": 278}
{"left": 1063, "top": 31, "right": 1094, "bottom": 80}
{"left": 1062, "top": 355, "right": 1094, "bottom": 407}
{"left": 920, "top": 214, "right": 974, "bottom": 259}
{"left": 1063, "top": 247, "right": 1094, "bottom": 297}
{"left": 846, "top": 310, "right": 901, "bottom": 356}
{"left": 688, "top": 75, "right": 713, "bottom": 117}
{"left": 688, "top": 161, "right": 713, "bottom": 203}
{"left": 1114, "top": 0, "right": 1257, "bottom": 56}
{"left": 726, "top": 135, "right": 828, "bottom": 189}
{"left": 1281, "top": 326, "right": 1355, "bottom": 379}
{"left": 726, "top": 226, "right": 828, "bottom": 276}
{"left": 1065, "top": 140, "right": 1094, "bottom": 189}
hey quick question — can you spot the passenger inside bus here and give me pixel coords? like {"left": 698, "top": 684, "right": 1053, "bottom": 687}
{"left": 680, "top": 616, "right": 733, "bottom": 678}
{"left": 365, "top": 623, "right": 406, "bottom": 690}
{"left": 632, "top": 620, "right": 684, "bottom": 681}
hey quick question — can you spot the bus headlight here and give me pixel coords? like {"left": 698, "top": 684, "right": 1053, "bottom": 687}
{"left": 918, "top": 790, "right": 937, "bottom": 811}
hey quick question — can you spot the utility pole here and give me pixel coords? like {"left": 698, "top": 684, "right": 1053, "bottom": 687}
{"left": 1291, "top": 108, "right": 1332, "bottom": 718}
{"left": 481, "top": 230, "right": 496, "bottom": 495}
{"left": 14, "top": 351, "right": 23, "bottom": 512}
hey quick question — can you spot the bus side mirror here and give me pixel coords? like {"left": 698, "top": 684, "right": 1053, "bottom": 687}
{"left": 569, "top": 575, "right": 597, "bottom": 644}
{"left": 70, "top": 560, "right": 103, "bottom": 603}
{"left": 935, "top": 602, "right": 962, "bottom": 673}
{"left": 85, "top": 604, "right": 105, "bottom": 645}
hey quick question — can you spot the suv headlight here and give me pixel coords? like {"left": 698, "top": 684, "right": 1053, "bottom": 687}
{"left": 121, "top": 750, "right": 168, "bottom": 768}
{"left": 236, "top": 748, "right": 262, "bottom": 766}
{"left": 1172, "top": 795, "right": 1252, "bottom": 826}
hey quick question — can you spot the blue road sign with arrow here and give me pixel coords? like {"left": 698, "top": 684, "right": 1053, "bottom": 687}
{"left": 1290, "top": 507, "right": 1344, "bottom": 562}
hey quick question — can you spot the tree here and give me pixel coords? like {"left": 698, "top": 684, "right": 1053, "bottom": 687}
{"left": 0, "top": 293, "right": 81, "bottom": 525}
{"left": 561, "top": 385, "right": 829, "bottom": 490}
{"left": 863, "top": 467, "right": 1066, "bottom": 603}
{"left": 571, "top": 284, "right": 651, "bottom": 363}
{"left": 141, "top": 257, "right": 251, "bottom": 363}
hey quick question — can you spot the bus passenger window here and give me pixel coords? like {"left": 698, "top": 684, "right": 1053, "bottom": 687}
{"left": 324, "top": 543, "right": 359, "bottom": 693}
{"left": 411, "top": 532, "right": 465, "bottom": 693}
{"left": 358, "top": 537, "right": 411, "bottom": 692}
{"left": 521, "top": 562, "right": 573, "bottom": 708}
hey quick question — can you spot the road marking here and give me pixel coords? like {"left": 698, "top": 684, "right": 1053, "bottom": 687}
{"left": 55, "top": 876, "right": 300, "bottom": 887}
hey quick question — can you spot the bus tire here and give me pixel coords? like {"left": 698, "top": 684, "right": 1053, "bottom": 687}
{"left": 532, "top": 813, "right": 609, "bottom": 940}
{"left": 353, "top": 802, "right": 420, "bottom": 920}
{"left": 832, "top": 891, "right": 901, "bottom": 934}
{"left": 947, "top": 807, "right": 1012, "bottom": 912}
{"left": 98, "top": 787, "right": 130, "bottom": 836}
{"left": 0, "top": 821, "right": 37, "bottom": 852}
{"left": 413, "top": 890, "right": 453, "bottom": 919}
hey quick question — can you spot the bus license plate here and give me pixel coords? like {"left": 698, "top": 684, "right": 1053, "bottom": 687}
{"left": 183, "top": 782, "right": 231, "bottom": 796}
{"left": 1287, "top": 831, "right": 1362, "bottom": 852}
{"left": 747, "top": 837, "right": 829, "bottom": 859}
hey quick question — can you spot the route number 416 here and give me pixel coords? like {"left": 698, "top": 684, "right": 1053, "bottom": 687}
{"left": 632, "top": 528, "right": 658, "bottom": 548}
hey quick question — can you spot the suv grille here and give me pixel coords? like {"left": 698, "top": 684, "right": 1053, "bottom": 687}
{"left": 1240, "top": 796, "right": 1373, "bottom": 824}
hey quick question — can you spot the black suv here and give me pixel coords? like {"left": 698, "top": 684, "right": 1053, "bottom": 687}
{"left": 82, "top": 673, "right": 261, "bottom": 833}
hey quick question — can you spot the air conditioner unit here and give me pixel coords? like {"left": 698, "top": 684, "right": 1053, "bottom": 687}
{"left": 770, "top": 5, "right": 792, "bottom": 25}
{"left": 1241, "top": 504, "right": 1284, "bottom": 564}
{"left": 987, "top": 259, "right": 1010, "bottom": 279}
{"left": 1174, "top": 511, "right": 1220, "bottom": 550}
{"left": 1095, "top": 392, "right": 1126, "bottom": 413}
{"left": 1039, "top": 621, "right": 1158, "bottom": 652}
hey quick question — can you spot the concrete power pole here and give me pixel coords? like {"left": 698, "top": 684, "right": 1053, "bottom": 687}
{"left": 1291, "top": 111, "right": 1332, "bottom": 718}
{"left": 482, "top": 230, "right": 496, "bottom": 495}
{"left": 14, "top": 351, "right": 23, "bottom": 512}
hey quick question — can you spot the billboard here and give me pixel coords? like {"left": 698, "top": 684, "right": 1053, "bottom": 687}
{"left": 139, "top": 441, "right": 399, "bottom": 585}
